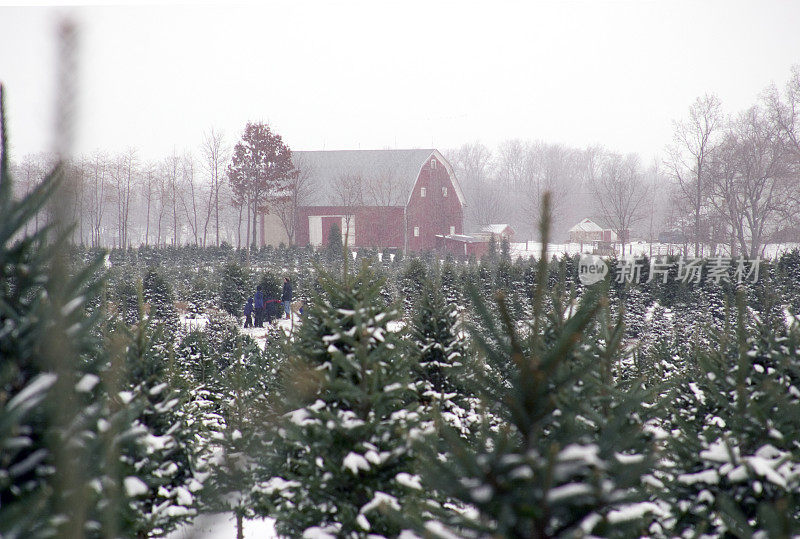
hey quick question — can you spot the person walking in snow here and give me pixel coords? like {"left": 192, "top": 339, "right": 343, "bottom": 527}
{"left": 281, "top": 277, "right": 293, "bottom": 319}
{"left": 254, "top": 285, "right": 265, "bottom": 328}
{"left": 243, "top": 296, "right": 253, "bottom": 328}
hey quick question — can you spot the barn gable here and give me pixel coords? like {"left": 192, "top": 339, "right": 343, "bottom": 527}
{"left": 404, "top": 150, "right": 466, "bottom": 207}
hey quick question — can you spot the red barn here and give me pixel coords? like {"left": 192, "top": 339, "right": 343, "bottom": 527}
{"left": 290, "top": 149, "right": 465, "bottom": 252}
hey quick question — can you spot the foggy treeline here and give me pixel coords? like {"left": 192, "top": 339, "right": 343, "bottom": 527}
{"left": 9, "top": 129, "right": 249, "bottom": 249}
{"left": 446, "top": 140, "right": 667, "bottom": 246}
{"left": 450, "top": 65, "right": 800, "bottom": 258}
{"left": 10, "top": 66, "right": 800, "bottom": 257}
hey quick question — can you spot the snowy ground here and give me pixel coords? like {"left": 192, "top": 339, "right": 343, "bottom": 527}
{"left": 180, "top": 313, "right": 210, "bottom": 332}
{"left": 166, "top": 513, "right": 276, "bottom": 539}
{"left": 168, "top": 314, "right": 407, "bottom": 538}
{"left": 181, "top": 309, "right": 302, "bottom": 351}
{"left": 240, "top": 314, "right": 299, "bottom": 350}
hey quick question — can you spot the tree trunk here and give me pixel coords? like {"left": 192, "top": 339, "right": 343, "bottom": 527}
{"left": 236, "top": 203, "right": 243, "bottom": 249}
{"left": 251, "top": 199, "right": 258, "bottom": 250}
{"left": 215, "top": 185, "right": 220, "bottom": 247}
{"left": 245, "top": 200, "right": 251, "bottom": 251}
{"left": 145, "top": 191, "right": 151, "bottom": 245}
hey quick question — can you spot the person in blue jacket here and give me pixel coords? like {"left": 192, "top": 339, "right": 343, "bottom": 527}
{"left": 281, "top": 277, "right": 293, "bottom": 319}
{"left": 243, "top": 296, "right": 253, "bottom": 328}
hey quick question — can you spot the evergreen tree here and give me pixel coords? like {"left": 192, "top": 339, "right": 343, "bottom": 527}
{"left": 415, "top": 198, "right": 655, "bottom": 537}
{"left": 0, "top": 89, "right": 146, "bottom": 537}
{"left": 143, "top": 266, "right": 179, "bottom": 334}
{"left": 218, "top": 261, "right": 249, "bottom": 317}
{"left": 257, "top": 264, "right": 430, "bottom": 537}
{"left": 399, "top": 257, "right": 427, "bottom": 315}
{"left": 409, "top": 279, "right": 481, "bottom": 439}
{"left": 111, "top": 305, "right": 199, "bottom": 537}
{"left": 326, "top": 223, "right": 343, "bottom": 263}
{"left": 115, "top": 271, "right": 142, "bottom": 325}
{"left": 500, "top": 235, "right": 512, "bottom": 264}
{"left": 484, "top": 233, "right": 498, "bottom": 266}
{"left": 201, "top": 331, "right": 273, "bottom": 537}
{"left": 659, "top": 290, "right": 800, "bottom": 536}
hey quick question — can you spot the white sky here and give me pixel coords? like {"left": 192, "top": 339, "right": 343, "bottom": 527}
{"left": 1, "top": 1, "right": 799, "bottom": 164}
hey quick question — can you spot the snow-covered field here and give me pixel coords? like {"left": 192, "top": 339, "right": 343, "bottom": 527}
{"left": 166, "top": 514, "right": 276, "bottom": 539}
{"left": 182, "top": 312, "right": 300, "bottom": 351}
{"left": 510, "top": 242, "right": 800, "bottom": 260}
{"left": 240, "top": 314, "right": 298, "bottom": 350}
{"left": 180, "top": 314, "right": 210, "bottom": 332}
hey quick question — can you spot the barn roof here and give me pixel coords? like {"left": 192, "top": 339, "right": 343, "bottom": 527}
{"left": 569, "top": 219, "right": 603, "bottom": 233}
{"left": 292, "top": 149, "right": 464, "bottom": 207}
{"left": 568, "top": 217, "right": 618, "bottom": 233}
{"left": 479, "top": 224, "right": 514, "bottom": 235}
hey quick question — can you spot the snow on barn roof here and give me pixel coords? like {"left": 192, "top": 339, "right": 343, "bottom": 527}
{"left": 568, "top": 217, "right": 616, "bottom": 233}
{"left": 569, "top": 219, "right": 603, "bottom": 233}
{"left": 479, "top": 224, "right": 514, "bottom": 235}
{"left": 292, "top": 149, "right": 465, "bottom": 207}
{"left": 435, "top": 233, "right": 485, "bottom": 243}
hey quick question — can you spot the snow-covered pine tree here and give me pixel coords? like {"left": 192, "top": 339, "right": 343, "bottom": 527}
{"left": 778, "top": 249, "right": 800, "bottom": 315}
{"left": 325, "top": 223, "right": 343, "bottom": 264}
{"left": 439, "top": 258, "right": 462, "bottom": 306}
{"left": 256, "top": 263, "right": 430, "bottom": 537}
{"left": 500, "top": 235, "right": 512, "bottom": 264}
{"left": 0, "top": 161, "right": 73, "bottom": 536}
{"left": 415, "top": 195, "right": 655, "bottom": 538}
{"left": 115, "top": 270, "right": 143, "bottom": 325}
{"left": 183, "top": 269, "right": 214, "bottom": 316}
{"left": 110, "top": 293, "right": 200, "bottom": 537}
{"left": 409, "top": 277, "right": 482, "bottom": 440}
{"left": 658, "top": 290, "right": 800, "bottom": 536}
{"left": 218, "top": 261, "right": 249, "bottom": 317}
{"left": 483, "top": 233, "right": 499, "bottom": 266}
{"left": 399, "top": 257, "right": 427, "bottom": 316}
{"left": 142, "top": 266, "right": 179, "bottom": 335}
{"left": 200, "top": 331, "right": 275, "bottom": 536}
{"left": 0, "top": 87, "right": 140, "bottom": 537}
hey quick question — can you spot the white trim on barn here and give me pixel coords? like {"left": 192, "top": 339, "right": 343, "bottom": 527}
{"left": 405, "top": 150, "right": 467, "bottom": 208}
{"left": 308, "top": 215, "right": 356, "bottom": 247}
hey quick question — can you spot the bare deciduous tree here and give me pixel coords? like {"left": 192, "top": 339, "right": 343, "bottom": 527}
{"left": 179, "top": 152, "right": 201, "bottom": 245}
{"left": 275, "top": 154, "right": 315, "bottom": 245}
{"left": 364, "top": 165, "right": 404, "bottom": 207}
{"left": 709, "top": 106, "right": 793, "bottom": 258}
{"left": 111, "top": 148, "right": 138, "bottom": 249}
{"left": 764, "top": 64, "right": 800, "bottom": 232}
{"left": 17, "top": 154, "right": 50, "bottom": 235}
{"left": 140, "top": 162, "right": 158, "bottom": 245}
{"left": 228, "top": 122, "right": 295, "bottom": 250}
{"left": 447, "top": 142, "right": 495, "bottom": 230}
{"left": 85, "top": 152, "right": 109, "bottom": 247}
{"left": 496, "top": 139, "right": 529, "bottom": 189}
{"left": 523, "top": 142, "right": 575, "bottom": 237}
{"left": 161, "top": 152, "right": 182, "bottom": 246}
{"left": 591, "top": 152, "right": 650, "bottom": 255}
{"left": 666, "top": 94, "right": 722, "bottom": 257}
{"left": 332, "top": 173, "right": 364, "bottom": 248}
{"left": 200, "top": 128, "right": 229, "bottom": 247}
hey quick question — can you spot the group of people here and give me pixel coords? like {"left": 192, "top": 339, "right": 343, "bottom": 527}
{"left": 243, "top": 277, "right": 293, "bottom": 328}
